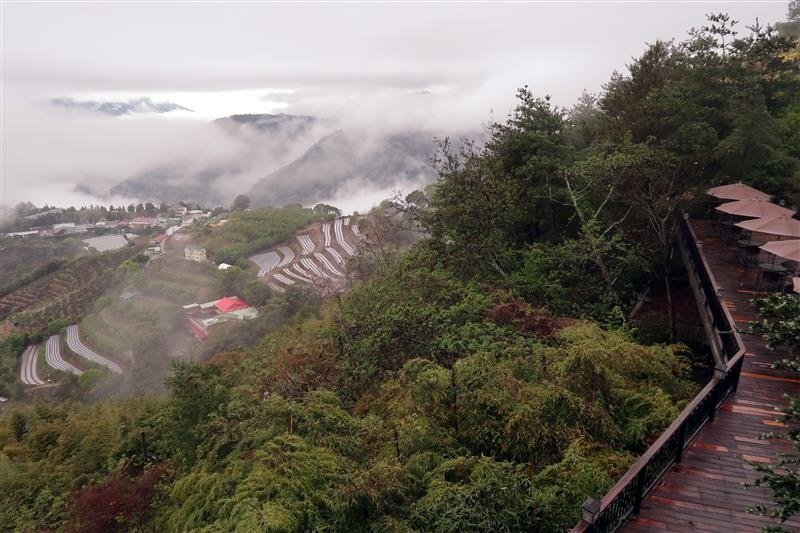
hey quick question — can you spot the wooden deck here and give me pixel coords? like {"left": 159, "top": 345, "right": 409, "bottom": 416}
{"left": 623, "top": 219, "right": 800, "bottom": 532}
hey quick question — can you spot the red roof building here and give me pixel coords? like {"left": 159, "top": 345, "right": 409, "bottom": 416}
{"left": 183, "top": 296, "right": 258, "bottom": 340}
{"left": 214, "top": 296, "right": 250, "bottom": 313}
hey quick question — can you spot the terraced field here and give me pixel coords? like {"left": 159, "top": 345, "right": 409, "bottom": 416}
{"left": 66, "top": 325, "right": 123, "bottom": 374}
{"left": 45, "top": 334, "right": 83, "bottom": 376}
{"left": 253, "top": 217, "right": 363, "bottom": 293}
{"left": 19, "top": 345, "right": 46, "bottom": 386}
{"left": 0, "top": 248, "right": 139, "bottom": 331}
{"left": 78, "top": 257, "right": 216, "bottom": 362}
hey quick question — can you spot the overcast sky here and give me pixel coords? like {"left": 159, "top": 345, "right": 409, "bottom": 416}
{"left": 1, "top": 1, "right": 791, "bottom": 208}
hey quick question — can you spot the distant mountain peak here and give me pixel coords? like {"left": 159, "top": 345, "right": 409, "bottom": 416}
{"left": 50, "top": 96, "right": 193, "bottom": 116}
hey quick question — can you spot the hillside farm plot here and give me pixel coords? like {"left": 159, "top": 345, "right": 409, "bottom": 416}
{"left": 277, "top": 247, "right": 294, "bottom": 267}
{"left": 45, "top": 334, "right": 83, "bottom": 375}
{"left": 250, "top": 250, "right": 281, "bottom": 278}
{"left": 20, "top": 345, "right": 46, "bottom": 385}
{"left": 297, "top": 234, "right": 315, "bottom": 255}
{"left": 325, "top": 247, "right": 344, "bottom": 265}
{"left": 301, "top": 257, "right": 337, "bottom": 280}
{"left": 322, "top": 223, "right": 332, "bottom": 246}
{"left": 314, "top": 252, "right": 343, "bottom": 277}
{"left": 251, "top": 219, "right": 359, "bottom": 292}
{"left": 66, "top": 325, "right": 123, "bottom": 374}
{"left": 140, "top": 257, "right": 220, "bottom": 305}
{"left": 267, "top": 282, "right": 286, "bottom": 293}
{"left": 0, "top": 248, "right": 137, "bottom": 325}
{"left": 334, "top": 218, "right": 355, "bottom": 256}
{"left": 272, "top": 273, "right": 296, "bottom": 286}
{"left": 284, "top": 268, "right": 312, "bottom": 283}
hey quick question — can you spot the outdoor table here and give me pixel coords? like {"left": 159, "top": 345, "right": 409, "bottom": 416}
{"left": 738, "top": 239, "right": 764, "bottom": 247}
{"left": 759, "top": 263, "right": 787, "bottom": 274}
{"left": 737, "top": 239, "right": 764, "bottom": 265}
{"left": 720, "top": 219, "right": 739, "bottom": 243}
{"left": 758, "top": 263, "right": 788, "bottom": 290}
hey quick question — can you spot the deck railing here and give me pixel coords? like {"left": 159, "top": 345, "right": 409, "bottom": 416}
{"left": 572, "top": 213, "right": 746, "bottom": 532}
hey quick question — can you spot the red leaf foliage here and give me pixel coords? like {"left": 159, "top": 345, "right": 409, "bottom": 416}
{"left": 486, "top": 298, "right": 576, "bottom": 338}
{"left": 68, "top": 463, "right": 169, "bottom": 533}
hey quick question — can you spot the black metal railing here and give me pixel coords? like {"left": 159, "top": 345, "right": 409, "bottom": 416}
{"left": 572, "top": 213, "right": 746, "bottom": 533}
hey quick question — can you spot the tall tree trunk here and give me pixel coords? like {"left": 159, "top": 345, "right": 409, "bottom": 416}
{"left": 563, "top": 176, "right": 626, "bottom": 321}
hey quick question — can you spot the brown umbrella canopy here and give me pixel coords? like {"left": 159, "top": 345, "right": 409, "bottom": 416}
{"left": 715, "top": 200, "right": 796, "bottom": 219}
{"left": 706, "top": 182, "right": 772, "bottom": 201}
{"left": 759, "top": 240, "right": 800, "bottom": 262}
{"left": 735, "top": 216, "right": 800, "bottom": 238}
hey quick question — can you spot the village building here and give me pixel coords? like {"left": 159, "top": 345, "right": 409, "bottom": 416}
{"left": 4, "top": 230, "right": 41, "bottom": 238}
{"left": 183, "top": 296, "right": 258, "bottom": 340}
{"left": 217, "top": 262, "right": 233, "bottom": 270}
{"left": 145, "top": 234, "right": 168, "bottom": 257}
{"left": 53, "top": 222, "right": 76, "bottom": 234}
{"left": 94, "top": 220, "right": 119, "bottom": 230}
{"left": 130, "top": 217, "right": 157, "bottom": 230}
{"left": 74, "top": 223, "right": 93, "bottom": 234}
{"left": 184, "top": 244, "right": 207, "bottom": 262}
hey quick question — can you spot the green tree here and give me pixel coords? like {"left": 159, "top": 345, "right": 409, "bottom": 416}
{"left": 232, "top": 194, "right": 251, "bottom": 211}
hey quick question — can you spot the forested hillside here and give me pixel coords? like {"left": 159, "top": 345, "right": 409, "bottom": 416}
{"left": 1, "top": 10, "right": 798, "bottom": 532}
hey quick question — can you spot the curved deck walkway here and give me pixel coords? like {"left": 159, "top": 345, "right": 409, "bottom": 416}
{"left": 623, "top": 219, "right": 800, "bottom": 531}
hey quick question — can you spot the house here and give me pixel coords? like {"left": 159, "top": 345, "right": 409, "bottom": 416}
{"left": 4, "top": 230, "right": 40, "bottom": 238}
{"left": 130, "top": 217, "right": 157, "bottom": 229}
{"left": 170, "top": 205, "right": 188, "bottom": 216}
{"left": 95, "top": 220, "right": 119, "bottom": 230}
{"left": 183, "top": 296, "right": 258, "bottom": 339}
{"left": 74, "top": 223, "right": 93, "bottom": 234}
{"left": 146, "top": 234, "right": 168, "bottom": 257}
{"left": 184, "top": 244, "right": 207, "bottom": 262}
{"left": 218, "top": 263, "right": 233, "bottom": 270}
{"left": 53, "top": 222, "right": 76, "bottom": 234}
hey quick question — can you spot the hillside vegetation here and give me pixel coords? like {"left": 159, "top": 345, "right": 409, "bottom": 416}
{"left": 0, "top": 10, "right": 798, "bottom": 532}
{"left": 0, "top": 237, "right": 84, "bottom": 298}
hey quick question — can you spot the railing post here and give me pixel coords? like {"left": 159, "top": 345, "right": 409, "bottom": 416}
{"left": 581, "top": 497, "right": 600, "bottom": 529}
{"left": 633, "top": 470, "right": 646, "bottom": 515}
{"left": 676, "top": 422, "right": 687, "bottom": 463}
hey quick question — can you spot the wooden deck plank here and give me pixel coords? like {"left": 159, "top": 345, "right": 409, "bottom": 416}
{"left": 620, "top": 218, "right": 800, "bottom": 531}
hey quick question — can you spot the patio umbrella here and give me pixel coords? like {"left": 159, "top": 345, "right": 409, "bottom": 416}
{"left": 715, "top": 199, "right": 796, "bottom": 219}
{"left": 759, "top": 239, "right": 800, "bottom": 262}
{"left": 735, "top": 216, "right": 800, "bottom": 239}
{"left": 707, "top": 182, "right": 772, "bottom": 201}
